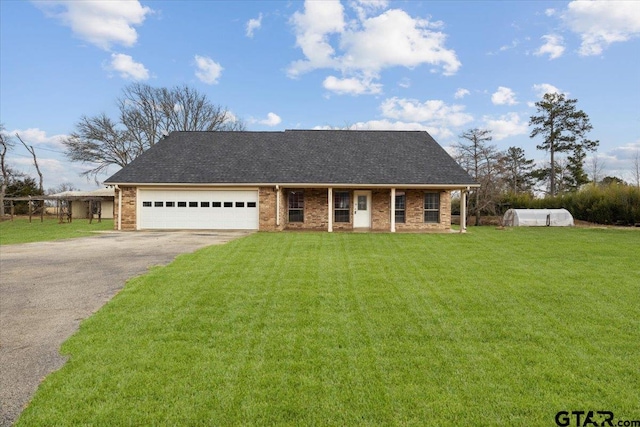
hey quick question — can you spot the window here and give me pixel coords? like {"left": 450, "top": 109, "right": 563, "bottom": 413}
{"left": 288, "top": 191, "right": 304, "bottom": 222}
{"left": 395, "top": 192, "right": 406, "bottom": 223}
{"left": 236, "top": 202, "right": 245, "bottom": 208}
{"left": 424, "top": 193, "right": 440, "bottom": 223}
{"left": 166, "top": 201, "right": 175, "bottom": 207}
{"left": 247, "top": 202, "right": 256, "bottom": 208}
{"left": 224, "top": 202, "right": 232, "bottom": 208}
{"left": 212, "top": 202, "right": 221, "bottom": 207}
{"left": 142, "top": 201, "right": 152, "bottom": 207}
{"left": 154, "top": 201, "right": 163, "bottom": 207}
{"left": 178, "top": 202, "right": 187, "bottom": 207}
{"left": 201, "top": 202, "right": 210, "bottom": 207}
{"left": 334, "top": 191, "right": 350, "bottom": 223}
{"left": 189, "top": 201, "right": 198, "bottom": 207}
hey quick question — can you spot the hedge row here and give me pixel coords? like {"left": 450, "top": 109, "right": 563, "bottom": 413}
{"left": 500, "top": 184, "right": 640, "bottom": 225}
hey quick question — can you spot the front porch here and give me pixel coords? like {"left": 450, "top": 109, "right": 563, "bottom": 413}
{"left": 260, "top": 187, "right": 469, "bottom": 233}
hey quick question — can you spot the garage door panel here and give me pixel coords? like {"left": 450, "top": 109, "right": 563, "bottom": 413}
{"left": 139, "top": 190, "right": 258, "bottom": 230}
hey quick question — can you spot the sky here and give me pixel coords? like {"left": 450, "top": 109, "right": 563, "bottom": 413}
{"left": 1, "top": 0, "right": 639, "bottom": 191}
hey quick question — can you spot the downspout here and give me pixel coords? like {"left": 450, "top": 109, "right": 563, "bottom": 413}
{"left": 115, "top": 185, "right": 122, "bottom": 231}
{"left": 275, "top": 185, "right": 280, "bottom": 228}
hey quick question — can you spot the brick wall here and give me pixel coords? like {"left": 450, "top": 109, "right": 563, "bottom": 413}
{"left": 283, "top": 188, "right": 329, "bottom": 230}
{"left": 114, "top": 186, "right": 137, "bottom": 231}
{"left": 395, "top": 190, "right": 450, "bottom": 232}
{"left": 114, "top": 186, "right": 451, "bottom": 232}
{"left": 278, "top": 188, "right": 451, "bottom": 232}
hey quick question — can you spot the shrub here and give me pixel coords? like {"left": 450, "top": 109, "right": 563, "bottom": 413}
{"left": 499, "top": 185, "right": 640, "bottom": 225}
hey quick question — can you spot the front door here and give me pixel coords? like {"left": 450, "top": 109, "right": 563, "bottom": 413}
{"left": 353, "top": 191, "right": 371, "bottom": 228}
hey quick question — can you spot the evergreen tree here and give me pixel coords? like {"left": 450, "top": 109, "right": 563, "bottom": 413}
{"left": 529, "top": 93, "right": 598, "bottom": 195}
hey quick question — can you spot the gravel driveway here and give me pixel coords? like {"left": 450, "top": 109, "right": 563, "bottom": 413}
{"left": 0, "top": 230, "right": 251, "bottom": 426}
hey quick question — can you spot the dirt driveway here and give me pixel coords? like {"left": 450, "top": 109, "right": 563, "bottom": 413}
{"left": 0, "top": 230, "right": 251, "bottom": 426}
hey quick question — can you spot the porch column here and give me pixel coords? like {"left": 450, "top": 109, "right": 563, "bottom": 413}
{"left": 327, "top": 187, "right": 333, "bottom": 232}
{"left": 460, "top": 188, "right": 467, "bottom": 233}
{"left": 276, "top": 186, "right": 281, "bottom": 228}
{"left": 390, "top": 188, "right": 396, "bottom": 233}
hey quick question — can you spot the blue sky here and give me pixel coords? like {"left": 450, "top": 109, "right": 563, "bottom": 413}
{"left": 1, "top": 0, "right": 639, "bottom": 191}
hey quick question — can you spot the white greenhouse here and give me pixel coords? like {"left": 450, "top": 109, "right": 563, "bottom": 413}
{"left": 503, "top": 208, "right": 574, "bottom": 227}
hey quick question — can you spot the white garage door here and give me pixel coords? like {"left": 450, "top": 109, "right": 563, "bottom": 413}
{"left": 138, "top": 189, "right": 259, "bottom": 230}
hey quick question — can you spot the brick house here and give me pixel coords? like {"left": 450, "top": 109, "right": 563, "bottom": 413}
{"left": 104, "top": 130, "right": 478, "bottom": 232}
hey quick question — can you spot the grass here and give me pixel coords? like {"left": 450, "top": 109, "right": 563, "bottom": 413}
{"left": 16, "top": 228, "right": 640, "bottom": 426}
{"left": 0, "top": 217, "right": 114, "bottom": 245}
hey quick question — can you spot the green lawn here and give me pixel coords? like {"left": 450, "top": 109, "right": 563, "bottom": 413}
{"left": 17, "top": 228, "right": 640, "bottom": 426}
{"left": 0, "top": 217, "right": 114, "bottom": 245}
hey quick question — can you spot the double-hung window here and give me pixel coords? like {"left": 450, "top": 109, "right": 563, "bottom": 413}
{"left": 334, "top": 191, "right": 350, "bottom": 223}
{"left": 424, "top": 192, "right": 440, "bottom": 223}
{"left": 395, "top": 191, "right": 406, "bottom": 223}
{"left": 288, "top": 191, "right": 304, "bottom": 222}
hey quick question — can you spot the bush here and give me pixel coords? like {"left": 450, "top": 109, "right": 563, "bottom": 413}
{"left": 499, "top": 185, "right": 640, "bottom": 225}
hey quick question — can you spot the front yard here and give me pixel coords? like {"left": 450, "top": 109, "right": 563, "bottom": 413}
{"left": 0, "top": 218, "right": 113, "bottom": 245}
{"left": 16, "top": 228, "right": 640, "bottom": 426}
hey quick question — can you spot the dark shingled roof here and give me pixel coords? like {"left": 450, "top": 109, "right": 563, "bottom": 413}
{"left": 104, "top": 130, "right": 476, "bottom": 186}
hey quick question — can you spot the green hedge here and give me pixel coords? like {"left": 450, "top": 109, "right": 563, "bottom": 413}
{"left": 500, "top": 184, "right": 640, "bottom": 225}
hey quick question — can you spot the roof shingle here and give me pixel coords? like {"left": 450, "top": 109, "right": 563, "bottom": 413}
{"left": 104, "top": 130, "right": 476, "bottom": 186}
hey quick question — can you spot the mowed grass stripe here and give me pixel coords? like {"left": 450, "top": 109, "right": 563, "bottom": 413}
{"left": 16, "top": 229, "right": 640, "bottom": 426}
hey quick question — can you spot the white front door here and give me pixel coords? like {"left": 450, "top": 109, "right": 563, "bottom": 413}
{"left": 353, "top": 191, "right": 371, "bottom": 228}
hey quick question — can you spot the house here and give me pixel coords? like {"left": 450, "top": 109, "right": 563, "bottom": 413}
{"left": 104, "top": 130, "right": 478, "bottom": 232}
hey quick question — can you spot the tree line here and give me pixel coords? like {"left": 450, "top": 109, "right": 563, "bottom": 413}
{"left": 454, "top": 93, "right": 640, "bottom": 225}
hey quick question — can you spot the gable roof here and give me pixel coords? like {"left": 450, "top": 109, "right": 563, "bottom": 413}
{"left": 104, "top": 130, "right": 476, "bottom": 187}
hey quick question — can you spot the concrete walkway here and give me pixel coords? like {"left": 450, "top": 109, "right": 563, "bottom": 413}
{"left": 0, "top": 230, "right": 251, "bottom": 426}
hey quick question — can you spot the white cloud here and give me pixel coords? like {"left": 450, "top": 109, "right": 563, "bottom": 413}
{"left": 454, "top": 88, "right": 470, "bottom": 99}
{"left": 563, "top": 1, "right": 640, "bottom": 56}
{"left": 545, "top": 8, "right": 556, "bottom": 17}
{"left": 323, "top": 75, "right": 382, "bottom": 95}
{"left": 534, "top": 34, "right": 565, "bottom": 59}
{"left": 106, "top": 53, "right": 149, "bottom": 80}
{"left": 36, "top": 1, "right": 152, "bottom": 50}
{"left": 339, "top": 9, "right": 459, "bottom": 75}
{"left": 288, "top": 1, "right": 460, "bottom": 94}
{"left": 482, "top": 112, "right": 528, "bottom": 140}
{"left": 288, "top": 0, "right": 345, "bottom": 77}
{"left": 380, "top": 97, "right": 473, "bottom": 128}
{"left": 398, "top": 78, "right": 411, "bottom": 88}
{"left": 194, "top": 55, "right": 223, "bottom": 84}
{"left": 9, "top": 128, "right": 67, "bottom": 149}
{"left": 491, "top": 86, "right": 518, "bottom": 106}
{"left": 259, "top": 112, "right": 282, "bottom": 126}
{"left": 246, "top": 13, "right": 263, "bottom": 38}
{"left": 532, "top": 83, "right": 565, "bottom": 98}
{"left": 350, "top": 0, "right": 389, "bottom": 20}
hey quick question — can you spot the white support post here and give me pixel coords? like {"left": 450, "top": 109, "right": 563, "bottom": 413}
{"left": 460, "top": 188, "right": 467, "bottom": 233}
{"left": 328, "top": 187, "right": 333, "bottom": 232}
{"left": 390, "top": 188, "right": 396, "bottom": 233}
{"left": 276, "top": 186, "right": 281, "bottom": 228}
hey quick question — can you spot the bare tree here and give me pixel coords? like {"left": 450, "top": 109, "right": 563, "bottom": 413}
{"left": 633, "top": 150, "right": 640, "bottom": 189}
{"left": 0, "top": 124, "right": 14, "bottom": 217}
{"left": 64, "top": 83, "right": 246, "bottom": 180}
{"left": 589, "top": 155, "right": 605, "bottom": 185}
{"left": 47, "top": 182, "right": 80, "bottom": 195}
{"left": 454, "top": 128, "right": 502, "bottom": 225}
{"left": 15, "top": 133, "right": 43, "bottom": 193}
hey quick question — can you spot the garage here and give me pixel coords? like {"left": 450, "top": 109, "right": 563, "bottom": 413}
{"left": 138, "top": 189, "right": 259, "bottom": 230}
